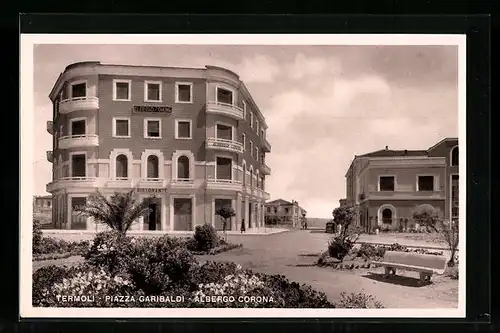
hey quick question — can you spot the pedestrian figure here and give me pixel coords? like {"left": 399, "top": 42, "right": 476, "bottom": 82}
{"left": 241, "top": 218, "right": 246, "bottom": 233}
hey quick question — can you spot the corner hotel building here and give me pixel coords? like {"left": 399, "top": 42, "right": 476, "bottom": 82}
{"left": 46, "top": 62, "right": 272, "bottom": 232}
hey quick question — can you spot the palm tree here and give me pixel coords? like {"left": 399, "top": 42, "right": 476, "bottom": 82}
{"left": 75, "top": 189, "right": 151, "bottom": 235}
{"left": 216, "top": 205, "right": 235, "bottom": 242}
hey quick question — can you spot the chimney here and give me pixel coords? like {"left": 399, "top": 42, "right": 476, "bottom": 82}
{"left": 385, "top": 146, "right": 389, "bottom": 151}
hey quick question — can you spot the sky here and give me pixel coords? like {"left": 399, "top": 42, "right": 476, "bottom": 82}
{"left": 32, "top": 43, "right": 459, "bottom": 218}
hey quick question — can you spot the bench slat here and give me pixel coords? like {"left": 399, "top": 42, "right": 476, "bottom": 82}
{"left": 376, "top": 261, "right": 437, "bottom": 274}
{"left": 375, "top": 251, "right": 448, "bottom": 275}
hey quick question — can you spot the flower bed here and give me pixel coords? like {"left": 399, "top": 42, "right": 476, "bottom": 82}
{"left": 33, "top": 232, "right": 336, "bottom": 308}
{"left": 317, "top": 243, "right": 444, "bottom": 270}
{"left": 189, "top": 243, "right": 243, "bottom": 256}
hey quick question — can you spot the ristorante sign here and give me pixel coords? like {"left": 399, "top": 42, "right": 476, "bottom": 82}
{"left": 133, "top": 105, "right": 173, "bottom": 113}
{"left": 137, "top": 188, "right": 168, "bottom": 193}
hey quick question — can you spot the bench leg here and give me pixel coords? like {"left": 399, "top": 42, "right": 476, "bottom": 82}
{"left": 384, "top": 267, "right": 396, "bottom": 278}
{"left": 419, "top": 273, "right": 432, "bottom": 284}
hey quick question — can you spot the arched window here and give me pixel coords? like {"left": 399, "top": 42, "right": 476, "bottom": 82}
{"left": 177, "top": 156, "right": 190, "bottom": 179}
{"left": 147, "top": 155, "right": 159, "bottom": 179}
{"left": 382, "top": 208, "right": 392, "bottom": 224}
{"left": 116, "top": 154, "right": 128, "bottom": 178}
{"left": 451, "top": 146, "right": 459, "bottom": 166}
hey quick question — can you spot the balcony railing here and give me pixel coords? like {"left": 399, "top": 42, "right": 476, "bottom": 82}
{"left": 46, "top": 177, "right": 101, "bottom": 192}
{"left": 206, "top": 137, "right": 244, "bottom": 154}
{"left": 263, "top": 138, "right": 271, "bottom": 153}
{"left": 46, "top": 121, "right": 54, "bottom": 135}
{"left": 206, "top": 179, "right": 242, "bottom": 191}
{"left": 170, "top": 179, "right": 196, "bottom": 189}
{"left": 367, "top": 190, "right": 445, "bottom": 200}
{"left": 137, "top": 178, "right": 166, "bottom": 188}
{"left": 46, "top": 151, "right": 53, "bottom": 163}
{"left": 59, "top": 96, "right": 99, "bottom": 114}
{"left": 206, "top": 101, "right": 244, "bottom": 120}
{"left": 59, "top": 134, "right": 99, "bottom": 149}
{"left": 105, "top": 178, "right": 134, "bottom": 188}
{"left": 261, "top": 164, "right": 271, "bottom": 175}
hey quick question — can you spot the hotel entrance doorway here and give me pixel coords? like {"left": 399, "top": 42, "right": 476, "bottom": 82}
{"left": 143, "top": 197, "right": 161, "bottom": 231}
{"left": 174, "top": 198, "right": 193, "bottom": 231}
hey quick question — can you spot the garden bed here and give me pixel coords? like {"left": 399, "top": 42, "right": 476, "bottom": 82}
{"left": 316, "top": 243, "right": 445, "bottom": 271}
{"left": 190, "top": 243, "right": 242, "bottom": 255}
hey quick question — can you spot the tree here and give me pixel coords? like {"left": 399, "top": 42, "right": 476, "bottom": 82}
{"left": 440, "top": 220, "right": 459, "bottom": 267}
{"left": 75, "top": 189, "right": 151, "bottom": 235}
{"left": 328, "top": 205, "right": 362, "bottom": 260}
{"left": 412, "top": 204, "right": 439, "bottom": 232}
{"left": 216, "top": 205, "right": 235, "bottom": 242}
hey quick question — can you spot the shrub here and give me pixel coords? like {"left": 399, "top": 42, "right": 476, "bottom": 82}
{"left": 126, "top": 235, "right": 196, "bottom": 294}
{"left": 84, "top": 231, "right": 133, "bottom": 274}
{"left": 412, "top": 204, "right": 440, "bottom": 232}
{"left": 32, "top": 265, "right": 69, "bottom": 306}
{"left": 193, "top": 224, "right": 219, "bottom": 251}
{"left": 328, "top": 205, "right": 362, "bottom": 261}
{"left": 356, "top": 244, "right": 386, "bottom": 259}
{"left": 32, "top": 220, "right": 43, "bottom": 252}
{"left": 328, "top": 236, "right": 355, "bottom": 261}
{"left": 336, "top": 291, "right": 384, "bottom": 308}
{"left": 258, "top": 274, "right": 334, "bottom": 308}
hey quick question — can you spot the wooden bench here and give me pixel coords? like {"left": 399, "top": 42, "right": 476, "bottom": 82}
{"left": 373, "top": 251, "right": 448, "bottom": 284}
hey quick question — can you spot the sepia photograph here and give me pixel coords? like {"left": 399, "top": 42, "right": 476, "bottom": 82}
{"left": 20, "top": 34, "right": 466, "bottom": 318}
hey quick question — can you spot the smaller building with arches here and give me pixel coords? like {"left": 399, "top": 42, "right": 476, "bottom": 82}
{"left": 342, "top": 137, "right": 459, "bottom": 232}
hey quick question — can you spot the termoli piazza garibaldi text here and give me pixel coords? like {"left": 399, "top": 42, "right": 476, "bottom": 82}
{"left": 45, "top": 61, "right": 272, "bottom": 232}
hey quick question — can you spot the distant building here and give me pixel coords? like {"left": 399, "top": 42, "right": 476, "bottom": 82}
{"left": 339, "top": 199, "right": 348, "bottom": 207}
{"left": 33, "top": 195, "right": 53, "bottom": 227}
{"left": 344, "top": 138, "right": 459, "bottom": 232}
{"left": 265, "top": 199, "right": 307, "bottom": 228}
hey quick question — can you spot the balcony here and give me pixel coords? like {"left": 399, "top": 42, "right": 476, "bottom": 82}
{"left": 46, "top": 121, "right": 54, "bottom": 135}
{"left": 170, "top": 179, "right": 196, "bottom": 189}
{"left": 46, "top": 151, "right": 53, "bottom": 163}
{"left": 46, "top": 177, "right": 101, "bottom": 192}
{"left": 206, "top": 137, "right": 243, "bottom": 154}
{"left": 59, "top": 134, "right": 99, "bottom": 149}
{"left": 367, "top": 190, "right": 445, "bottom": 201}
{"left": 206, "top": 101, "right": 244, "bottom": 120}
{"left": 261, "top": 164, "right": 271, "bottom": 175}
{"left": 59, "top": 97, "right": 99, "bottom": 114}
{"left": 263, "top": 138, "right": 271, "bottom": 153}
{"left": 137, "top": 178, "right": 166, "bottom": 189}
{"left": 106, "top": 178, "right": 133, "bottom": 188}
{"left": 206, "top": 179, "right": 242, "bottom": 192}
{"left": 262, "top": 191, "right": 270, "bottom": 201}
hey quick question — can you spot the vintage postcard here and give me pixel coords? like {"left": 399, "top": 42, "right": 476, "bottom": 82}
{"left": 20, "top": 34, "right": 466, "bottom": 318}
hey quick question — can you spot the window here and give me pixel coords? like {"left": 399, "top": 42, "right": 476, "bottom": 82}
{"left": 71, "top": 153, "right": 86, "bottom": 177}
{"left": 71, "top": 82, "right": 86, "bottom": 98}
{"left": 144, "top": 119, "right": 161, "bottom": 138}
{"left": 113, "top": 80, "right": 131, "bottom": 101}
{"left": 175, "top": 120, "right": 192, "bottom": 139}
{"left": 242, "top": 133, "right": 246, "bottom": 150}
{"left": 256, "top": 120, "right": 260, "bottom": 133}
{"left": 175, "top": 82, "right": 193, "bottom": 103}
{"left": 216, "top": 157, "right": 232, "bottom": 180}
{"left": 145, "top": 81, "right": 162, "bottom": 102}
{"left": 177, "top": 156, "right": 190, "bottom": 179}
{"left": 255, "top": 147, "right": 259, "bottom": 160}
{"left": 249, "top": 141, "right": 253, "bottom": 157}
{"left": 113, "top": 118, "right": 130, "bottom": 138}
{"left": 417, "top": 175, "right": 434, "bottom": 191}
{"left": 242, "top": 164, "right": 247, "bottom": 185}
{"left": 216, "top": 123, "right": 233, "bottom": 141}
{"left": 250, "top": 113, "right": 254, "bottom": 128}
{"left": 261, "top": 129, "right": 265, "bottom": 138}
{"left": 379, "top": 176, "right": 395, "bottom": 191}
{"left": 47, "top": 201, "right": 51, "bottom": 208}
{"left": 242, "top": 100, "right": 247, "bottom": 118}
{"left": 451, "top": 146, "right": 459, "bottom": 166}
{"left": 216, "top": 87, "right": 233, "bottom": 105}
{"left": 116, "top": 154, "right": 128, "bottom": 178}
{"left": 146, "top": 155, "right": 159, "bottom": 179}
{"left": 70, "top": 119, "right": 86, "bottom": 136}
